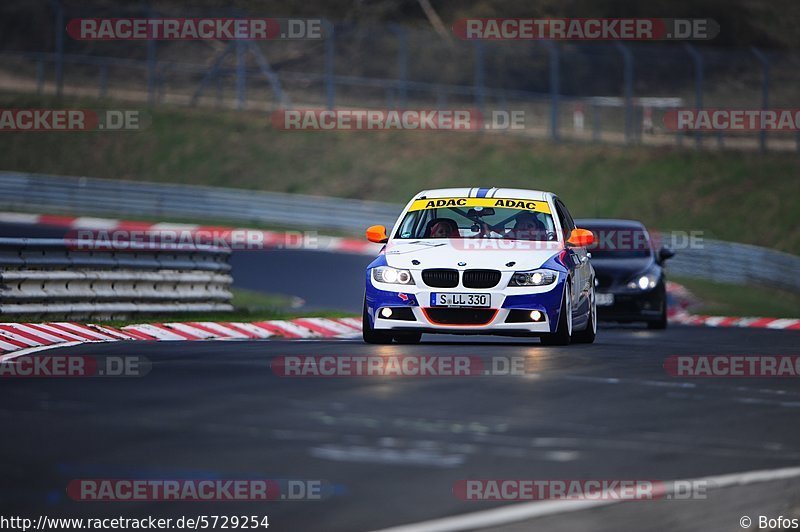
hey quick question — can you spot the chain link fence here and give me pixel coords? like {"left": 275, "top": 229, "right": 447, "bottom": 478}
{"left": 2, "top": 2, "right": 800, "bottom": 151}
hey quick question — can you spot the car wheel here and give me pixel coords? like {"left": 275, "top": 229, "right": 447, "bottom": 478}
{"left": 540, "top": 283, "right": 571, "bottom": 346}
{"left": 362, "top": 299, "right": 394, "bottom": 344}
{"left": 647, "top": 287, "right": 668, "bottom": 330}
{"left": 572, "top": 284, "right": 597, "bottom": 344}
{"left": 394, "top": 332, "right": 422, "bottom": 344}
{"left": 647, "top": 307, "right": 668, "bottom": 329}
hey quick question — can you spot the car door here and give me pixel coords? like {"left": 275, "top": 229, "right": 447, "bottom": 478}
{"left": 554, "top": 198, "right": 590, "bottom": 314}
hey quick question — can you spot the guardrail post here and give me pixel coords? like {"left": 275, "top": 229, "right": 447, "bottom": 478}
{"left": 751, "top": 47, "right": 770, "bottom": 153}
{"left": 544, "top": 42, "right": 560, "bottom": 141}
{"left": 325, "top": 27, "right": 336, "bottom": 110}
{"left": 615, "top": 42, "right": 634, "bottom": 145}
{"left": 684, "top": 44, "right": 704, "bottom": 149}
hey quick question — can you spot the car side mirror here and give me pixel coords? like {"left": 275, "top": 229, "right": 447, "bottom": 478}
{"left": 366, "top": 225, "right": 389, "bottom": 243}
{"left": 658, "top": 246, "right": 675, "bottom": 262}
{"left": 566, "top": 228, "right": 594, "bottom": 247}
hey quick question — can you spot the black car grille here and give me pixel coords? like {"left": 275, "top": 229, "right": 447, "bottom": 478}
{"left": 424, "top": 308, "right": 496, "bottom": 325}
{"left": 422, "top": 269, "right": 459, "bottom": 288}
{"left": 463, "top": 269, "right": 501, "bottom": 289}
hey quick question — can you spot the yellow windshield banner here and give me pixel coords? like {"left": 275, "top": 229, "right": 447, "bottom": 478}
{"left": 408, "top": 197, "right": 551, "bottom": 214}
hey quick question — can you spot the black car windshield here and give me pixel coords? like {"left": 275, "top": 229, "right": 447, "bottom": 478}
{"left": 584, "top": 225, "right": 653, "bottom": 258}
{"left": 395, "top": 203, "right": 557, "bottom": 241}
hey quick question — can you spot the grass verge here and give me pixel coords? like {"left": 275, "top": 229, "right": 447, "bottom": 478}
{"left": 0, "top": 92, "right": 798, "bottom": 254}
{"left": 673, "top": 276, "right": 800, "bottom": 318}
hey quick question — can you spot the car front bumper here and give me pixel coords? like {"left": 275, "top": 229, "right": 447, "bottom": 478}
{"left": 365, "top": 276, "right": 565, "bottom": 335}
{"left": 595, "top": 288, "right": 665, "bottom": 321}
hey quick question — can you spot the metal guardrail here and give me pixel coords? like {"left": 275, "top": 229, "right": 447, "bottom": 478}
{"left": 0, "top": 171, "right": 399, "bottom": 233}
{"left": 0, "top": 237, "right": 233, "bottom": 317}
{"left": 0, "top": 171, "right": 798, "bottom": 294}
{"left": 657, "top": 235, "right": 800, "bottom": 294}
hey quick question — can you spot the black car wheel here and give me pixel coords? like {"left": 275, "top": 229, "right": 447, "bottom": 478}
{"left": 572, "top": 284, "right": 597, "bottom": 343}
{"left": 540, "top": 283, "right": 572, "bottom": 346}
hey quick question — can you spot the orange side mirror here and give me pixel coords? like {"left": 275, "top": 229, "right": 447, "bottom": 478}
{"left": 567, "top": 228, "right": 594, "bottom": 247}
{"left": 366, "top": 225, "right": 389, "bottom": 243}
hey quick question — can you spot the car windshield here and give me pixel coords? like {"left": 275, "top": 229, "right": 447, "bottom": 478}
{"left": 394, "top": 198, "right": 557, "bottom": 241}
{"left": 584, "top": 225, "right": 653, "bottom": 258}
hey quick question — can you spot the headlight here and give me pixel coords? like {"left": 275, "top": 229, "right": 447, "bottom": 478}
{"left": 372, "top": 266, "right": 415, "bottom": 285}
{"left": 509, "top": 269, "right": 558, "bottom": 287}
{"left": 628, "top": 272, "right": 658, "bottom": 290}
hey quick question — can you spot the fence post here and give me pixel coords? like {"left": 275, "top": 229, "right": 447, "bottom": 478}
{"left": 325, "top": 26, "right": 336, "bottom": 110}
{"left": 236, "top": 39, "right": 246, "bottom": 110}
{"left": 684, "top": 44, "right": 704, "bottom": 149}
{"left": 36, "top": 60, "right": 45, "bottom": 94}
{"left": 390, "top": 25, "right": 409, "bottom": 108}
{"left": 544, "top": 42, "right": 560, "bottom": 141}
{"left": 751, "top": 47, "right": 770, "bottom": 153}
{"left": 473, "top": 41, "right": 486, "bottom": 118}
{"left": 615, "top": 42, "right": 634, "bottom": 145}
{"left": 145, "top": 7, "right": 157, "bottom": 104}
{"left": 99, "top": 64, "right": 108, "bottom": 98}
{"left": 48, "top": 0, "right": 64, "bottom": 97}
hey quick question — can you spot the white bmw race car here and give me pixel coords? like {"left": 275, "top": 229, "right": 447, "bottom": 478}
{"left": 363, "top": 187, "right": 597, "bottom": 345}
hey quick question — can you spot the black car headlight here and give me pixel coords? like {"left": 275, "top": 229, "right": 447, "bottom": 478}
{"left": 509, "top": 269, "right": 558, "bottom": 287}
{"left": 372, "top": 266, "right": 415, "bottom": 285}
{"left": 627, "top": 272, "right": 658, "bottom": 290}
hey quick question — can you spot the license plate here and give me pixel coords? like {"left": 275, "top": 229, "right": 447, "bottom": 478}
{"left": 432, "top": 293, "right": 490, "bottom": 308}
{"left": 596, "top": 293, "right": 614, "bottom": 306}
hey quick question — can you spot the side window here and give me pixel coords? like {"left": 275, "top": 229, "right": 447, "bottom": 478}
{"left": 553, "top": 200, "right": 573, "bottom": 238}
{"left": 558, "top": 200, "right": 577, "bottom": 233}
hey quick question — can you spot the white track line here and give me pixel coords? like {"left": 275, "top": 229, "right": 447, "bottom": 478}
{"left": 370, "top": 465, "right": 800, "bottom": 532}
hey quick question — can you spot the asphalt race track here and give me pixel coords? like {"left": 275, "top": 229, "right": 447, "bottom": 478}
{"left": 2, "top": 221, "right": 800, "bottom": 530}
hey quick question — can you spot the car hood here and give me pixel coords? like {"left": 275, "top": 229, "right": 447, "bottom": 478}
{"left": 383, "top": 239, "right": 563, "bottom": 271}
{"left": 589, "top": 256, "right": 655, "bottom": 276}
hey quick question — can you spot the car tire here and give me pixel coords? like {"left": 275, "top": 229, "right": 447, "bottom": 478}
{"left": 394, "top": 332, "right": 422, "bottom": 344}
{"left": 572, "top": 284, "right": 597, "bottom": 344}
{"left": 540, "top": 283, "right": 571, "bottom": 346}
{"left": 646, "top": 287, "right": 668, "bottom": 330}
{"left": 647, "top": 308, "right": 668, "bottom": 329}
{"left": 362, "top": 299, "right": 394, "bottom": 344}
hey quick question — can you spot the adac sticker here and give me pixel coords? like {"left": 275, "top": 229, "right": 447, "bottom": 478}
{"left": 408, "top": 197, "right": 551, "bottom": 214}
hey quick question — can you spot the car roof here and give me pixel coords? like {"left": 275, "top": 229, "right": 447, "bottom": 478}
{"left": 415, "top": 187, "right": 550, "bottom": 201}
{"left": 575, "top": 218, "right": 648, "bottom": 230}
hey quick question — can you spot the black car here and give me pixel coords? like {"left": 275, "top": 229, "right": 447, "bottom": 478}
{"left": 576, "top": 219, "right": 674, "bottom": 329}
